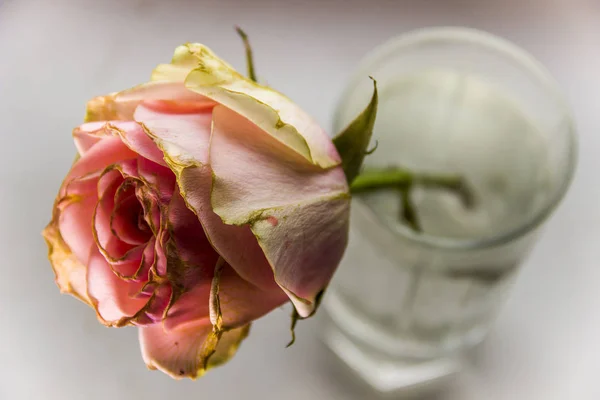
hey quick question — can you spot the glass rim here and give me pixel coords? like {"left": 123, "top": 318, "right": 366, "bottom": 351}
{"left": 335, "top": 27, "right": 578, "bottom": 251}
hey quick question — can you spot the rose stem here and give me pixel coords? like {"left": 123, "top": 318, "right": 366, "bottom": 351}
{"left": 350, "top": 167, "right": 475, "bottom": 230}
{"left": 235, "top": 26, "right": 258, "bottom": 82}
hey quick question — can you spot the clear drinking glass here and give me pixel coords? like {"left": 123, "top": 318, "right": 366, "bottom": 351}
{"left": 322, "top": 27, "right": 577, "bottom": 394}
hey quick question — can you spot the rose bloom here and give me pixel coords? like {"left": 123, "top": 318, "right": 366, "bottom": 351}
{"left": 43, "top": 43, "right": 350, "bottom": 378}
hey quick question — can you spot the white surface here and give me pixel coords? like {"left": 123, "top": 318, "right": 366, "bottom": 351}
{"left": 0, "top": 0, "right": 598, "bottom": 399}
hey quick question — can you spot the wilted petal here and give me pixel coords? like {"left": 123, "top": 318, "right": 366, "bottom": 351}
{"left": 136, "top": 156, "right": 176, "bottom": 204}
{"left": 249, "top": 196, "right": 349, "bottom": 317}
{"left": 93, "top": 170, "right": 137, "bottom": 262}
{"left": 181, "top": 43, "right": 341, "bottom": 169}
{"left": 106, "top": 122, "right": 166, "bottom": 167}
{"left": 210, "top": 106, "right": 350, "bottom": 317}
{"left": 212, "top": 263, "right": 287, "bottom": 328}
{"left": 111, "top": 189, "right": 150, "bottom": 246}
{"left": 72, "top": 122, "right": 111, "bottom": 155}
{"left": 42, "top": 211, "right": 92, "bottom": 305}
{"left": 165, "top": 189, "right": 218, "bottom": 289}
{"left": 61, "top": 136, "right": 136, "bottom": 197}
{"left": 164, "top": 262, "right": 286, "bottom": 332}
{"left": 84, "top": 81, "right": 213, "bottom": 123}
{"left": 58, "top": 194, "right": 98, "bottom": 270}
{"left": 139, "top": 319, "right": 250, "bottom": 379}
{"left": 151, "top": 45, "right": 202, "bottom": 83}
{"left": 86, "top": 248, "right": 147, "bottom": 325}
{"left": 136, "top": 111, "right": 213, "bottom": 172}
{"left": 140, "top": 109, "right": 276, "bottom": 290}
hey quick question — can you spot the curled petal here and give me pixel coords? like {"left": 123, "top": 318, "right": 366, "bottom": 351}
{"left": 137, "top": 156, "right": 176, "bottom": 204}
{"left": 165, "top": 189, "right": 218, "bottom": 289}
{"left": 84, "top": 81, "right": 213, "bottom": 123}
{"left": 139, "top": 109, "right": 276, "bottom": 290}
{"left": 164, "top": 262, "right": 286, "bottom": 332}
{"left": 139, "top": 319, "right": 250, "bottom": 379}
{"left": 111, "top": 190, "right": 150, "bottom": 246}
{"left": 61, "top": 136, "right": 136, "bottom": 197}
{"left": 107, "top": 122, "right": 166, "bottom": 167}
{"left": 180, "top": 43, "right": 341, "bottom": 168}
{"left": 210, "top": 106, "right": 350, "bottom": 317}
{"left": 151, "top": 45, "right": 203, "bottom": 83}
{"left": 42, "top": 214, "right": 92, "bottom": 305}
{"left": 212, "top": 263, "right": 287, "bottom": 328}
{"left": 72, "top": 122, "right": 112, "bottom": 155}
{"left": 57, "top": 187, "right": 98, "bottom": 270}
{"left": 86, "top": 249, "right": 147, "bottom": 326}
{"left": 93, "top": 170, "right": 137, "bottom": 263}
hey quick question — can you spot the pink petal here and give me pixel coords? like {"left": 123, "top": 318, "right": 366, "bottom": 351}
{"left": 58, "top": 194, "right": 98, "bottom": 268}
{"left": 209, "top": 106, "right": 350, "bottom": 317}
{"left": 165, "top": 189, "right": 218, "bottom": 289}
{"left": 93, "top": 170, "right": 136, "bottom": 261}
{"left": 45, "top": 183, "right": 97, "bottom": 305}
{"left": 111, "top": 189, "right": 150, "bottom": 245}
{"left": 213, "top": 263, "right": 287, "bottom": 327}
{"left": 139, "top": 319, "right": 250, "bottom": 379}
{"left": 84, "top": 81, "right": 215, "bottom": 122}
{"left": 133, "top": 283, "right": 173, "bottom": 326}
{"left": 134, "top": 109, "right": 213, "bottom": 165}
{"left": 61, "top": 136, "right": 136, "bottom": 197}
{"left": 86, "top": 248, "right": 147, "bottom": 325}
{"left": 164, "top": 262, "right": 286, "bottom": 332}
{"left": 140, "top": 109, "right": 277, "bottom": 290}
{"left": 116, "top": 81, "right": 215, "bottom": 118}
{"left": 72, "top": 122, "right": 111, "bottom": 155}
{"left": 42, "top": 219, "right": 91, "bottom": 305}
{"left": 106, "top": 121, "right": 167, "bottom": 167}
{"left": 210, "top": 106, "right": 348, "bottom": 223}
{"left": 136, "top": 156, "right": 176, "bottom": 204}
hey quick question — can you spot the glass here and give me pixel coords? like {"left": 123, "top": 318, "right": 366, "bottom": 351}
{"left": 322, "top": 27, "right": 577, "bottom": 394}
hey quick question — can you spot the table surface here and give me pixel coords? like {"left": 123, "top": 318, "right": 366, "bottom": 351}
{"left": 1, "top": 0, "right": 598, "bottom": 399}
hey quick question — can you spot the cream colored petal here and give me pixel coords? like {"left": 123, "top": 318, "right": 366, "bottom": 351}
{"left": 158, "top": 43, "right": 340, "bottom": 169}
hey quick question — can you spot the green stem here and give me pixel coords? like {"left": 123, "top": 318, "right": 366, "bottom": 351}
{"left": 235, "top": 26, "right": 257, "bottom": 82}
{"left": 350, "top": 167, "right": 475, "bottom": 231}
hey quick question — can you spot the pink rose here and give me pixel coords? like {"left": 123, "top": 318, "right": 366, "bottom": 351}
{"left": 43, "top": 43, "right": 350, "bottom": 378}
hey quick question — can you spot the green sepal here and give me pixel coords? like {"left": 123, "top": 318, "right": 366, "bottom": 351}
{"left": 333, "top": 78, "right": 379, "bottom": 184}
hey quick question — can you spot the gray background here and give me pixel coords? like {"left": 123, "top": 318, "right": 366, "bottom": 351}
{"left": 0, "top": 0, "right": 598, "bottom": 399}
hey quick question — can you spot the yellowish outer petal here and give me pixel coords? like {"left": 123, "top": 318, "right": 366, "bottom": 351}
{"left": 151, "top": 44, "right": 202, "bottom": 83}
{"left": 42, "top": 196, "right": 92, "bottom": 306}
{"left": 154, "top": 43, "right": 340, "bottom": 169}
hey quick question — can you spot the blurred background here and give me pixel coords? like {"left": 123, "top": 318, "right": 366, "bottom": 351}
{"left": 0, "top": 0, "right": 598, "bottom": 399}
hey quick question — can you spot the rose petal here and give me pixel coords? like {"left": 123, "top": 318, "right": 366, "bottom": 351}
{"left": 210, "top": 106, "right": 350, "bottom": 317}
{"left": 93, "top": 170, "right": 137, "bottom": 262}
{"left": 136, "top": 155, "right": 176, "bottom": 204}
{"left": 139, "top": 319, "right": 250, "bottom": 379}
{"left": 111, "top": 189, "right": 150, "bottom": 245}
{"left": 151, "top": 46, "right": 201, "bottom": 83}
{"left": 106, "top": 122, "right": 167, "bottom": 167}
{"left": 165, "top": 189, "right": 218, "bottom": 289}
{"left": 164, "top": 262, "right": 286, "bottom": 332}
{"left": 61, "top": 136, "right": 136, "bottom": 197}
{"left": 72, "top": 122, "right": 111, "bottom": 155}
{"left": 84, "top": 81, "right": 214, "bottom": 123}
{"left": 140, "top": 108, "right": 276, "bottom": 290}
{"left": 58, "top": 194, "right": 98, "bottom": 269}
{"left": 86, "top": 248, "right": 147, "bottom": 325}
{"left": 43, "top": 211, "right": 92, "bottom": 305}
{"left": 180, "top": 43, "right": 341, "bottom": 169}
{"left": 213, "top": 263, "right": 287, "bottom": 328}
